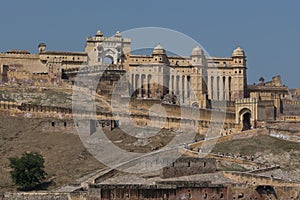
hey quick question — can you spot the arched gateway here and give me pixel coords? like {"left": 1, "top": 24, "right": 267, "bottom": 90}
{"left": 235, "top": 98, "right": 258, "bottom": 131}
{"left": 239, "top": 108, "right": 252, "bottom": 131}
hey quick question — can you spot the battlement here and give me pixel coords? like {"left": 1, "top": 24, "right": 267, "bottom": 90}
{"left": 0, "top": 52, "right": 39, "bottom": 59}
{"left": 283, "top": 99, "right": 300, "bottom": 105}
{"left": 235, "top": 98, "right": 257, "bottom": 104}
{"left": 283, "top": 115, "right": 300, "bottom": 122}
{"left": 86, "top": 36, "right": 131, "bottom": 43}
{"left": 161, "top": 157, "right": 216, "bottom": 178}
{"left": 6, "top": 50, "right": 30, "bottom": 54}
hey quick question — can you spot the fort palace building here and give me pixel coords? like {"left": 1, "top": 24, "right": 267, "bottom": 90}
{"left": 0, "top": 30, "right": 289, "bottom": 130}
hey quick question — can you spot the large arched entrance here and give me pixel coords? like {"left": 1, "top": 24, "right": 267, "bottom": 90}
{"left": 239, "top": 108, "right": 252, "bottom": 131}
{"left": 242, "top": 112, "right": 251, "bottom": 131}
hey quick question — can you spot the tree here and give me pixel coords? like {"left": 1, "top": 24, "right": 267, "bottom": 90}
{"left": 9, "top": 152, "right": 47, "bottom": 189}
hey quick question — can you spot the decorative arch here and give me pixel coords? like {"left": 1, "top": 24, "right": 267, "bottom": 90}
{"left": 97, "top": 47, "right": 118, "bottom": 64}
{"left": 103, "top": 55, "right": 114, "bottom": 64}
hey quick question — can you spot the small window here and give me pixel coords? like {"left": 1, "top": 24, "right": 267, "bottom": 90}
{"left": 220, "top": 193, "right": 224, "bottom": 198}
{"left": 64, "top": 122, "right": 67, "bottom": 127}
{"left": 51, "top": 122, "right": 55, "bottom": 127}
{"left": 188, "top": 162, "right": 191, "bottom": 167}
{"left": 203, "top": 162, "right": 206, "bottom": 167}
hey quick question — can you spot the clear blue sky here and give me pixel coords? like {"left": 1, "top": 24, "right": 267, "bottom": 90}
{"left": 0, "top": 0, "right": 299, "bottom": 88}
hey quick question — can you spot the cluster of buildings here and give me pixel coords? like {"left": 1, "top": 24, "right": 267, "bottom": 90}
{"left": 0, "top": 29, "right": 291, "bottom": 130}
{"left": 0, "top": 29, "right": 299, "bottom": 199}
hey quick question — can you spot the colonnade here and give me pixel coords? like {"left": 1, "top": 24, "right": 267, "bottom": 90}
{"left": 168, "top": 74, "right": 191, "bottom": 104}
{"left": 131, "top": 74, "right": 153, "bottom": 98}
{"left": 207, "top": 75, "right": 232, "bottom": 101}
{"left": 131, "top": 73, "right": 192, "bottom": 104}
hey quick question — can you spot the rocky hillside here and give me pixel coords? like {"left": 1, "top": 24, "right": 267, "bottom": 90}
{"left": 0, "top": 113, "right": 104, "bottom": 192}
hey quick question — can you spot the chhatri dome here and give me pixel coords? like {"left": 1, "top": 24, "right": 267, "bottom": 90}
{"left": 96, "top": 30, "right": 103, "bottom": 37}
{"left": 152, "top": 43, "right": 166, "bottom": 54}
{"left": 191, "top": 45, "right": 204, "bottom": 56}
{"left": 232, "top": 46, "right": 246, "bottom": 57}
{"left": 115, "top": 31, "right": 121, "bottom": 37}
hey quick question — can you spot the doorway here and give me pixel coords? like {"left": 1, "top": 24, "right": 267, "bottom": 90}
{"left": 242, "top": 112, "right": 251, "bottom": 131}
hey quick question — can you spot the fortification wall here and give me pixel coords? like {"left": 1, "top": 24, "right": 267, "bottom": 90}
{"left": 160, "top": 157, "right": 216, "bottom": 178}
{"left": 129, "top": 98, "right": 236, "bottom": 123}
{"left": 223, "top": 171, "right": 300, "bottom": 187}
{"left": 1, "top": 192, "right": 87, "bottom": 200}
{"left": 283, "top": 99, "right": 300, "bottom": 116}
{"left": 2, "top": 185, "right": 299, "bottom": 200}
{"left": 90, "top": 185, "right": 227, "bottom": 200}
{"left": 0, "top": 53, "right": 47, "bottom": 74}
{"left": 0, "top": 100, "right": 237, "bottom": 134}
{"left": 228, "top": 185, "right": 300, "bottom": 200}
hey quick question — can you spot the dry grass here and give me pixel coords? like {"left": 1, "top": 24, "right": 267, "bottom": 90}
{"left": 212, "top": 135, "right": 300, "bottom": 171}
{"left": 0, "top": 113, "right": 104, "bottom": 192}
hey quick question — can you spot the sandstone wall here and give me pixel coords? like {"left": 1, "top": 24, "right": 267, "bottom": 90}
{"left": 161, "top": 157, "right": 216, "bottom": 178}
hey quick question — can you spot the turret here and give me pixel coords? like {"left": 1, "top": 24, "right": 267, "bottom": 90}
{"left": 38, "top": 43, "right": 46, "bottom": 53}
{"left": 191, "top": 45, "right": 206, "bottom": 66}
{"left": 96, "top": 30, "right": 104, "bottom": 38}
{"left": 232, "top": 46, "right": 246, "bottom": 67}
{"left": 152, "top": 43, "right": 167, "bottom": 63}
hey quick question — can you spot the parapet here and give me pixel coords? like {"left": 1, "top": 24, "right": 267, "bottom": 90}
{"left": 6, "top": 50, "right": 30, "bottom": 54}
{"left": 161, "top": 157, "right": 216, "bottom": 178}
{"left": 235, "top": 98, "right": 257, "bottom": 104}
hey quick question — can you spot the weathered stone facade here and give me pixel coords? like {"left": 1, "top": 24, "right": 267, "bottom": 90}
{"left": 0, "top": 29, "right": 291, "bottom": 130}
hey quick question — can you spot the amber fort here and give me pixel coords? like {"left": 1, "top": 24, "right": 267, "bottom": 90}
{"left": 0, "top": 29, "right": 300, "bottom": 199}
